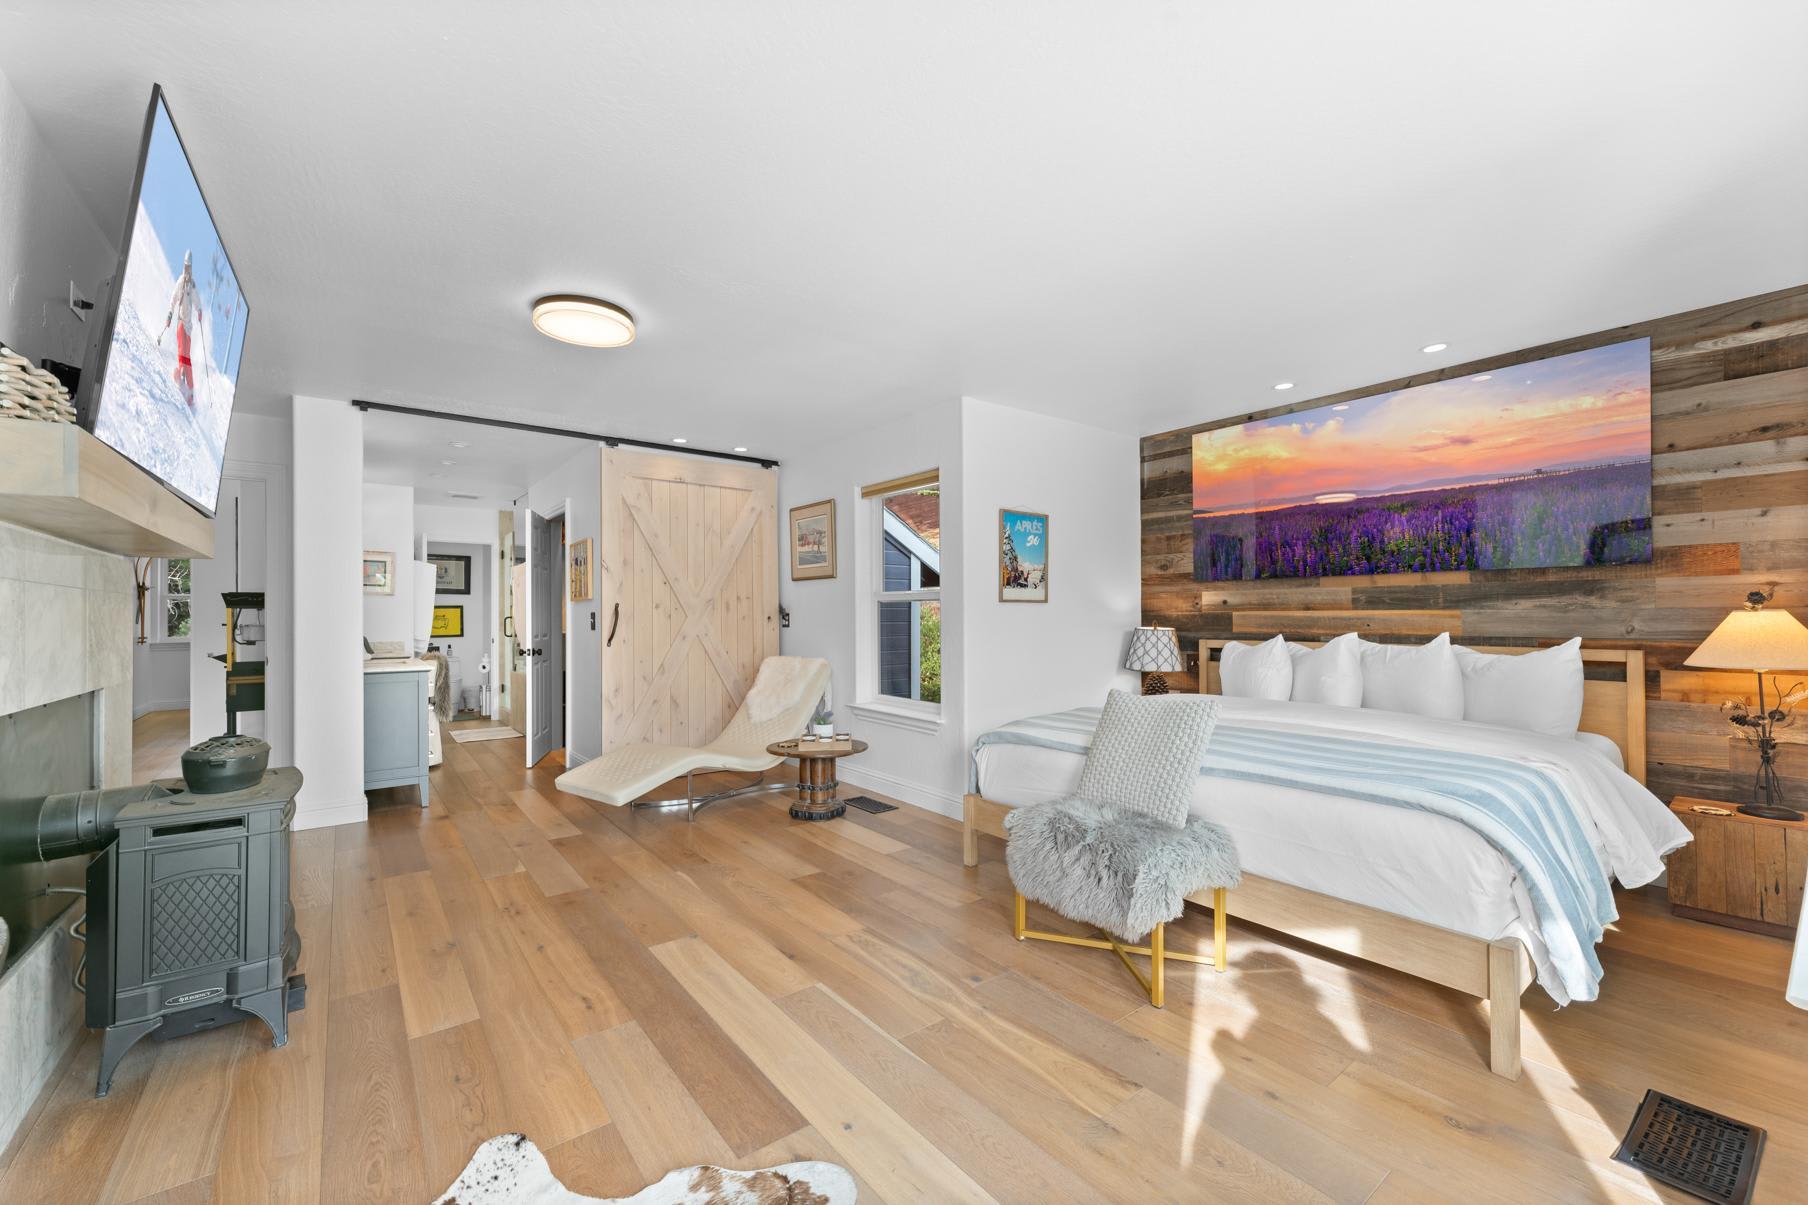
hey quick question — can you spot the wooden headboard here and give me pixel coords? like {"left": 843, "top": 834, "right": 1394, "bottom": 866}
{"left": 1197, "top": 639, "right": 1648, "bottom": 785}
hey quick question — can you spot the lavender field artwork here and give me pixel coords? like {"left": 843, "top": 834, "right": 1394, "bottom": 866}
{"left": 1193, "top": 339, "right": 1652, "bottom": 581}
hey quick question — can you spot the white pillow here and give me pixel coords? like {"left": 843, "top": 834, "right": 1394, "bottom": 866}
{"left": 1286, "top": 633, "right": 1362, "bottom": 707}
{"left": 1219, "top": 634, "right": 1292, "bottom": 701}
{"left": 1358, "top": 633, "right": 1464, "bottom": 720}
{"left": 1454, "top": 638, "right": 1584, "bottom": 738}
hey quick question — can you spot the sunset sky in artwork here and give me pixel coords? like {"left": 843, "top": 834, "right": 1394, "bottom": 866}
{"left": 1192, "top": 338, "right": 1652, "bottom": 515}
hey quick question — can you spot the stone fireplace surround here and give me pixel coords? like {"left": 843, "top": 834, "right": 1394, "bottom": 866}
{"left": 0, "top": 519, "right": 133, "bottom": 1151}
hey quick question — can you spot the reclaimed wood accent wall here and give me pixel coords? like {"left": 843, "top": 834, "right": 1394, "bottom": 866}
{"left": 1142, "top": 283, "right": 1808, "bottom": 806}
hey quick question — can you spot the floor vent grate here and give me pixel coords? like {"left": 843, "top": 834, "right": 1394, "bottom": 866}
{"left": 842, "top": 795, "right": 898, "bottom": 815}
{"left": 1611, "top": 1089, "right": 1764, "bottom": 1204}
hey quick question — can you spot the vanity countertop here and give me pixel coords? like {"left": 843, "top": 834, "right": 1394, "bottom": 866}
{"left": 363, "top": 657, "right": 433, "bottom": 674}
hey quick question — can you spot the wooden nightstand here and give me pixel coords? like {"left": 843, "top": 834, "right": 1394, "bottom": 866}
{"left": 1666, "top": 797, "right": 1808, "bottom": 937}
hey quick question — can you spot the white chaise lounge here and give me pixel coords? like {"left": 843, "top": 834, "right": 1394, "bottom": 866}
{"left": 554, "top": 655, "right": 831, "bottom": 820}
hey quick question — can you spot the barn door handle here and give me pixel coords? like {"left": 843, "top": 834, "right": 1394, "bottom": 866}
{"left": 605, "top": 602, "right": 620, "bottom": 647}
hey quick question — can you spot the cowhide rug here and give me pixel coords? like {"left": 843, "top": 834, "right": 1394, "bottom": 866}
{"left": 434, "top": 1133, "right": 857, "bottom": 1205}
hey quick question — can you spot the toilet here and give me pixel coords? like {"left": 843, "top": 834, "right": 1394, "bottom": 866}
{"left": 443, "top": 650, "right": 462, "bottom": 714}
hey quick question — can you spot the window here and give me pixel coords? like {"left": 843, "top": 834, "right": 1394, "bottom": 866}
{"left": 869, "top": 478, "right": 941, "bottom": 708}
{"left": 158, "top": 558, "right": 192, "bottom": 640}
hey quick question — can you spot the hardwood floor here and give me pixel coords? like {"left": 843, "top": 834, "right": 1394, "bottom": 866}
{"left": 130, "top": 709, "right": 189, "bottom": 781}
{"left": 5, "top": 719, "right": 1805, "bottom": 1202}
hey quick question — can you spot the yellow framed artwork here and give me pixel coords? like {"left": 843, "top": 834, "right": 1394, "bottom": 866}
{"left": 431, "top": 605, "right": 464, "bottom": 638}
{"left": 569, "top": 537, "right": 594, "bottom": 602}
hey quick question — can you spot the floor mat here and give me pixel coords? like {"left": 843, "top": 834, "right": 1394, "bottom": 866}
{"left": 843, "top": 794, "right": 898, "bottom": 814}
{"left": 450, "top": 726, "right": 522, "bottom": 743}
{"left": 1611, "top": 1089, "right": 1765, "bottom": 1204}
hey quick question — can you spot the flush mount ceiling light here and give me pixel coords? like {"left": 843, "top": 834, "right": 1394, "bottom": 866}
{"left": 531, "top": 294, "right": 636, "bottom": 348}
{"left": 1421, "top": 342, "right": 1448, "bottom": 354}
{"left": 733, "top": 446, "right": 748, "bottom": 453}
{"left": 1471, "top": 374, "right": 1492, "bottom": 382}
{"left": 450, "top": 440, "right": 470, "bottom": 449}
{"left": 671, "top": 437, "right": 687, "bottom": 444}
{"left": 1273, "top": 382, "right": 1295, "bottom": 391}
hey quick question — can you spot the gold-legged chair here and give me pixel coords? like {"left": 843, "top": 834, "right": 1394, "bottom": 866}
{"left": 1012, "top": 887, "right": 1228, "bottom": 1008}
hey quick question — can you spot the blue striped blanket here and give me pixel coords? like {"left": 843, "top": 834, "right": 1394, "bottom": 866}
{"left": 972, "top": 706, "right": 1618, "bottom": 1003}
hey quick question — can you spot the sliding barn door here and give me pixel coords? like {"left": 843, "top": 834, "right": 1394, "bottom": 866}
{"left": 599, "top": 449, "right": 779, "bottom": 752}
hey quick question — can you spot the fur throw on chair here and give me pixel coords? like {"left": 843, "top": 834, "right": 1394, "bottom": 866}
{"left": 1005, "top": 797, "right": 1240, "bottom": 942}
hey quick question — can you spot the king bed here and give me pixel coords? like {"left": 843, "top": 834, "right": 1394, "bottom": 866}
{"left": 962, "top": 640, "right": 1689, "bottom": 1079}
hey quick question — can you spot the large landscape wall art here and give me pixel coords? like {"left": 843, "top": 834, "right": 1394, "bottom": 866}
{"left": 1192, "top": 337, "right": 1653, "bottom": 581}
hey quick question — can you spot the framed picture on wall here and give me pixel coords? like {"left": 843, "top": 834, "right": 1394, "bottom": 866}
{"left": 999, "top": 509, "right": 1048, "bottom": 602}
{"left": 431, "top": 605, "right": 464, "bottom": 638}
{"left": 429, "top": 553, "right": 472, "bottom": 595}
{"left": 569, "top": 538, "right": 593, "bottom": 602}
{"left": 362, "top": 550, "right": 396, "bottom": 595}
{"left": 790, "top": 499, "right": 836, "bottom": 580}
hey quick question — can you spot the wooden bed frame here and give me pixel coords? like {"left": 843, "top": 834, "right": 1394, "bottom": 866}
{"left": 962, "top": 641, "right": 1647, "bottom": 1080}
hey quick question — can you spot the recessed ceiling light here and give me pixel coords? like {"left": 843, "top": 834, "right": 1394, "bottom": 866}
{"left": 440, "top": 459, "right": 456, "bottom": 466}
{"left": 448, "top": 490, "right": 481, "bottom": 500}
{"left": 1332, "top": 404, "right": 1350, "bottom": 411}
{"left": 1421, "top": 342, "right": 1448, "bottom": 354}
{"left": 428, "top": 472, "right": 446, "bottom": 479}
{"left": 733, "top": 446, "right": 748, "bottom": 453}
{"left": 450, "top": 440, "right": 470, "bottom": 449}
{"left": 531, "top": 294, "right": 636, "bottom": 348}
{"left": 1273, "top": 382, "right": 1295, "bottom": 391}
{"left": 1471, "top": 374, "right": 1492, "bottom": 382}
{"left": 671, "top": 437, "right": 687, "bottom": 444}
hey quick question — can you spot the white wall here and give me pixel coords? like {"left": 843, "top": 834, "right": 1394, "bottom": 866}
{"left": 425, "top": 539, "right": 492, "bottom": 711}
{"left": 526, "top": 445, "right": 601, "bottom": 762}
{"left": 417, "top": 504, "right": 502, "bottom": 715}
{"left": 292, "top": 396, "right": 366, "bottom": 829}
{"left": 132, "top": 641, "right": 189, "bottom": 715}
{"left": 0, "top": 67, "right": 113, "bottom": 370}
{"left": 959, "top": 398, "right": 1141, "bottom": 736}
{"left": 779, "top": 398, "right": 968, "bottom": 813}
{"left": 361, "top": 482, "right": 415, "bottom": 646}
{"left": 776, "top": 396, "right": 1140, "bottom": 816}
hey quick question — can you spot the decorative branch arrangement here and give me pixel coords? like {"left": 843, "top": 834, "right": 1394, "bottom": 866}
{"left": 133, "top": 557, "right": 152, "bottom": 645}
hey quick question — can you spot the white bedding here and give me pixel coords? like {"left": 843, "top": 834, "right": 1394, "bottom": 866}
{"left": 974, "top": 697, "right": 1687, "bottom": 998}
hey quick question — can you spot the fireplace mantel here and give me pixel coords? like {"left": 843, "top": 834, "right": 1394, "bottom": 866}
{"left": 0, "top": 422, "right": 213, "bottom": 558}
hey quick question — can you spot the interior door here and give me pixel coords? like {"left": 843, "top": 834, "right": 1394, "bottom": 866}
{"left": 525, "top": 509, "right": 559, "bottom": 766}
{"left": 599, "top": 449, "right": 779, "bottom": 752}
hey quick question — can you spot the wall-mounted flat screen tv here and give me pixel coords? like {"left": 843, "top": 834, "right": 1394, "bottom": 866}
{"left": 1192, "top": 337, "right": 1653, "bottom": 581}
{"left": 77, "top": 84, "right": 247, "bottom": 517}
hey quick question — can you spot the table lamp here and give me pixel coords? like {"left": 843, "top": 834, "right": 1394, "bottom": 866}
{"left": 1126, "top": 626, "right": 1183, "bottom": 695}
{"left": 1684, "top": 591, "right": 1808, "bottom": 820}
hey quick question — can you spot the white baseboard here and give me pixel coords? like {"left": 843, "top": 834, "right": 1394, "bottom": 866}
{"left": 836, "top": 763, "right": 964, "bottom": 820}
{"left": 132, "top": 698, "right": 188, "bottom": 719}
{"left": 292, "top": 797, "right": 370, "bottom": 831}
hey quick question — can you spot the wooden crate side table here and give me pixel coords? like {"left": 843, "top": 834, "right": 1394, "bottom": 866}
{"left": 1667, "top": 797, "right": 1808, "bottom": 937}
{"left": 768, "top": 738, "right": 868, "bottom": 822}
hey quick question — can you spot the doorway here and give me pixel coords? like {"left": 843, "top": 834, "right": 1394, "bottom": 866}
{"left": 526, "top": 507, "right": 568, "bottom": 767}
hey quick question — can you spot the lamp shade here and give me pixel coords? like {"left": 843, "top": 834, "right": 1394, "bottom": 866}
{"left": 1684, "top": 605, "right": 1808, "bottom": 671}
{"left": 1125, "top": 626, "right": 1183, "bottom": 673}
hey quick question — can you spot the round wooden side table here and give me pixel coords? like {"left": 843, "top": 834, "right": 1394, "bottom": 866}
{"left": 767, "top": 738, "right": 868, "bottom": 821}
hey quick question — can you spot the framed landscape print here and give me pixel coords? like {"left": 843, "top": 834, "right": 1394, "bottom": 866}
{"left": 569, "top": 538, "right": 593, "bottom": 602}
{"left": 362, "top": 550, "right": 396, "bottom": 595}
{"left": 790, "top": 499, "right": 836, "bottom": 580}
{"left": 431, "top": 605, "right": 464, "bottom": 638}
{"left": 1192, "top": 337, "right": 1652, "bottom": 581}
{"left": 428, "top": 553, "right": 472, "bottom": 595}
{"left": 999, "top": 509, "right": 1048, "bottom": 602}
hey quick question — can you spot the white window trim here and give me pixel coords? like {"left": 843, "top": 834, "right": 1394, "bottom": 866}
{"left": 855, "top": 480, "right": 942, "bottom": 718}
{"left": 152, "top": 557, "right": 192, "bottom": 646}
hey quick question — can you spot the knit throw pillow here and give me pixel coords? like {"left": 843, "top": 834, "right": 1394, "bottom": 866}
{"left": 1074, "top": 690, "right": 1221, "bottom": 828}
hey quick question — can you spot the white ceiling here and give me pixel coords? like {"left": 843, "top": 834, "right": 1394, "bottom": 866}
{"left": 5, "top": 2, "right": 1805, "bottom": 466}
{"left": 361, "top": 407, "right": 578, "bottom": 510}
